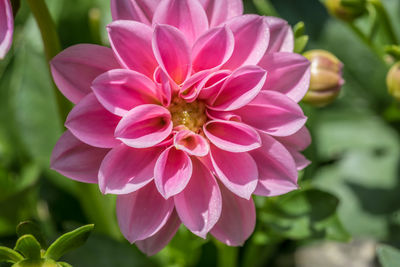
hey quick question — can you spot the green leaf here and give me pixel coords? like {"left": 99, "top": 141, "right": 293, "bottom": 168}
{"left": 16, "top": 221, "right": 46, "bottom": 248}
{"left": 14, "top": 235, "right": 42, "bottom": 260}
{"left": 294, "top": 35, "right": 309, "bottom": 54}
{"left": 56, "top": 262, "right": 72, "bottom": 267}
{"left": 377, "top": 244, "right": 400, "bottom": 267}
{"left": 0, "top": 246, "right": 24, "bottom": 263}
{"left": 44, "top": 224, "right": 94, "bottom": 261}
{"left": 12, "top": 258, "right": 59, "bottom": 267}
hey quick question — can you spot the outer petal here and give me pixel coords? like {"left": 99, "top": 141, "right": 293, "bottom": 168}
{"left": 117, "top": 182, "right": 174, "bottom": 243}
{"left": 174, "top": 129, "right": 209, "bottom": 157}
{"left": 135, "top": 210, "right": 181, "bottom": 256}
{"left": 264, "top": 17, "right": 294, "bottom": 53}
{"left": 258, "top": 52, "right": 310, "bottom": 102}
{"left": 50, "top": 131, "right": 109, "bottom": 183}
{"left": 154, "top": 146, "right": 193, "bottom": 199}
{"left": 234, "top": 91, "right": 307, "bottom": 137}
{"left": 108, "top": 21, "right": 157, "bottom": 78}
{"left": 275, "top": 126, "right": 311, "bottom": 151}
{"left": 65, "top": 93, "right": 121, "bottom": 148}
{"left": 250, "top": 133, "right": 298, "bottom": 197}
{"left": 204, "top": 120, "right": 261, "bottom": 153}
{"left": 99, "top": 144, "right": 161, "bottom": 194}
{"left": 210, "top": 65, "right": 266, "bottom": 111}
{"left": 152, "top": 0, "right": 208, "bottom": 45}
{"left": 0, "top": 0, "right": 13, "bottom": 59}
{"left": 51, "top": 44, "right": 119, "bottom": 104}
{"left": 111, "top": 0, "right": 159, "bottom": 24}
{"left": 210, "top": 145, "right": 258, "bottom": 199}
{"left": 92, "top": 69, "right": 159, "bottom": 116}
{"left": 192, "top": 26, "right": 234, "bottom": 72}
{"left": 288, "top": 148, "right": 311, "bottom": 170}
{"left": 211, "top": 183, "right": 255, "bottom": 246}
{"left": 174, "top": 158, "right": 222, "bottom": 238}
{"left": 152, "top": 24, "right": 191, "bottom": 85}
{"left": 223, "top": 15, "right": 269, "bottom": 70}
{"left": 115, "top": 104, "right": 172, "bottom": 148}
{"left": 199, "top": 0, "right": 243, "bottom": 27}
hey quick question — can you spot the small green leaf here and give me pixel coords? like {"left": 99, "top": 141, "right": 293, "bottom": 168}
{"left": 57, "top": 262, "right": 73, "bottom": 267}
{"left": 16, "top": 221, "right": 46, "bottom": 248}
{"left": 377, "top": 244, "right": 400, "bottom": 267}
{"left": 12, "top": 258, "right": 59, "bottom": 267}
{"left": 293, "top": 21, "right": 306, "bottom": 38}
{"left": 14, "top": 235, "right": 42, "bottom": 260}
{"left": 294, "top": 35, "right": 309, "bottom": 54}
{"left": 0, "top": 246, "right": 24, "bottom": 263}
{"left": 45, "top": 224, "right": 94, "bottom": 261}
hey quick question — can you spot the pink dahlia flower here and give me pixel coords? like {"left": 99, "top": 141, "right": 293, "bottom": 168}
{"left": 0, "top": 0, "right": 13, "bottom": 59}
{"left": 50, "top": 0, "right": 311, "bottom": 255}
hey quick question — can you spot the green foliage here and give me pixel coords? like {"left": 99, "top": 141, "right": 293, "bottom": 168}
{"left": 377, "top": 244, "right": 400, "bottom": 267}
{"left": 14, "top": 235, "right": 41, "bottom": 260}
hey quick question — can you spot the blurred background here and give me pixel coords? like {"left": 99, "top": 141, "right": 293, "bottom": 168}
{"left": 0, "top": 0, "right": 400, "bottom": 266}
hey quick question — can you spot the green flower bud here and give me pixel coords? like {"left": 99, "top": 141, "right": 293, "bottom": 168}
{"left": 324, "top": 0, "right": 366, "bottom": 22}
{"left": 387, "top": 62, "right": 400, "bottom": 101}
{"left": 302, "top": 50, "right": 344, "bottom": 107}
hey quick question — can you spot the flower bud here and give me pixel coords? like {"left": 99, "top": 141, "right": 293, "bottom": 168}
{"left": 324, "top": 0, "right": 366, "bottom": 22}
{"left": 387, "top": 62, "right": 400, "bottom": 101}
{"left": 302, "top": 50, "right": 344, "bottom": 107}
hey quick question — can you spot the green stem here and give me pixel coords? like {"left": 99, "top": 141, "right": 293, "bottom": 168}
{"left": 214, "top": 241, "right": 238, "bottom": 267}
{"left": 252, "top": 0, "right": 280, "bottom": 17}
{"left": 346, "top": 21, "right": 383, "bottom": 61}
{"left": 368, "top": 0, "right": 399, "bottom": 45}
{"left": 26, "top": 0, "right": 71, "bottom": 122}
{"left": 27, "top": 0, "right": 121, "bottom": 240}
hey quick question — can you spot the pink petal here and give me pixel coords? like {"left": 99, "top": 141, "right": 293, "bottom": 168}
{"left": 174, "top": 129, "right": 210, "bottom": 157}
{"left": 211, "top": 183, "right": 255, "bottom": 246}
{"left": 152, "top": 24, "right": 191, "bottom": 85}
{"left": 275, "top": 126, "right": 311, "bottom": 151}
{"left": 117, "top": 182, "right": 174, "bottom": 243}
{"left": 192, "top": 26, "right": 234, "bottom": 72}
{"left": 65, "top": 93, "right": 121, "bottom": 148}
{"left": 115, "top": 104, "right": 172, "bottom": 148}
{"left": 265, "top": 17, "right": 294, "bottom": 53}
{"left": 154, "top": 146, "right": 193, "bottom": 199}
{"left": 0, "top": 0, "right": 13, "bottom": 59}
{"left": 153, "top": 67, "right": 172, "bottom": 107}
{"left": 206, "top": 109, "right": 241, "bottom": 122}
{"left": 204, "top": 120, "right": 261, "bottom": 152}
{"left": 135, "top": 210, "right": 181, "bottom": 256}
{"left": 198, "top": 70, "right": 231, "bottom": 101}
{"left": 210, "top": 65, "right": 266, "bottom": 111}
{"left": 179, "top": 70, "right": 211, "bottom": 102}
{"left": 50, "top": 131, "right": 109, "bottom": 183}
{"left": 250, "top": 133, "right": 298, "bottom": 197}
{"left": 92, "top": 69, "right": 159, "bottom": 116}
{"left": 234, "top": 91, "right": 307, "bottom": 137}
{"left": 210, "top": 145, "right": 258, "bottom": 199}
{"left": 174, "top": 158, "right": 222, "bottom": 238}
{"left": 152, "top": 0, "right": 208, "bottom": 45}
{"left": 199, "top": 0, "right": 243, "bottom": 27}
{"left": 289, "top": 148, "right": 311, "bottom": 170}
{"left": 51, "top": 44, "right": 119, "bottom": 104}
{"left": 258, "top": 52, "right": 311, "bottom": 102}
{"left": 223, "top": 15, "right": 269, "bottom": 69}
{"left": 107, "top": 20, "right": 157, "bottom": 78}
{"left": 99, "top": 144, "right": 161, "bottom": 194}
{"left": 111, "top": 0, "right": 159, "bottom": 25}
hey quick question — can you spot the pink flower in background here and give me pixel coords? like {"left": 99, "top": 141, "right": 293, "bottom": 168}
{"left": 0, "top": 0, "right": 13, "bottom": 59}
{"left": 50, "top": 0, "right": 311, "bottom": 255}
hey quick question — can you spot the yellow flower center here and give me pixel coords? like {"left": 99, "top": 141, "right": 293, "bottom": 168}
{"left": 169, "top": 97, "right": 207, "bottom": 133}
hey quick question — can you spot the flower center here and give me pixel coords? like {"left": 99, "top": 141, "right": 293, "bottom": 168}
{"left": 169, "top": 97, "right": 207, "bottom": 133}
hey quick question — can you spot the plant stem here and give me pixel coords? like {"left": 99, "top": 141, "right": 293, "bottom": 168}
{"left": 253, "top": 0, "right": 280, "bottom": 17}
{"left": 368, "top": 0, "right": 399, "bottom": 45}
{"left": 214, "top": 241, "right": 238, "bottom": 267}
{"left": 26, "top": 0, "right": 71, "bottom": 122}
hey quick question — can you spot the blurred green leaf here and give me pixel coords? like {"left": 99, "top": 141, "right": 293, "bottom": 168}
{"left": 14, "top": 235, "right": 41, "bottom": 260}
{"left": 0, "top": 247, "right": 23, "bottom": 263}
{"left": 56, "top": 262, "right": 71, "bottom": 267}
{"left": 12, "top": 258, "right": 59, "bottom": 267}
{"left": 16, "top": 221, "right": 46, "bottom": 248}
{"left": 377, "top": 244, "right": 400, "bottom": 267}
{"left": 45, "top": 224, "right": 94, "bottom": 261}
